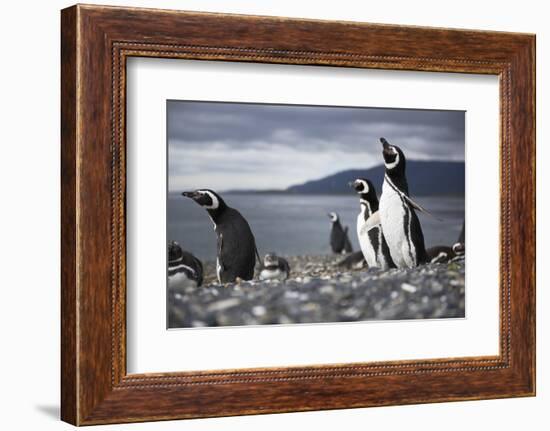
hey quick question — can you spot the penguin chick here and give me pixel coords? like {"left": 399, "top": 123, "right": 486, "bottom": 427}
{"left": 259, "top": 252, "right": 291, "bottom": 281}
{"left": 379, "top": 137, "right": 428, "bottom": 268}
{"left": 182, "top": 189, "right": 258, "bottom": 283}
{"left": 328, "top": 212, "right": 353, "bottom": 254}
{"left": 350, "top": 178, "right": 395, "bottom": 270}
{"left": 168, "top": 241, "right": 203, "bottom": 288}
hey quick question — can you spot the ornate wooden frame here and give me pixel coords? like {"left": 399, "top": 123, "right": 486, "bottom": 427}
{"left": 61, "top": 4, "right": 535, "bottom": 425}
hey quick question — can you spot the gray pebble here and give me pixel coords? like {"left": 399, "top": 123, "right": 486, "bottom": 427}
{"left": 168, "top": 254, "right": 466, "bottom": 328}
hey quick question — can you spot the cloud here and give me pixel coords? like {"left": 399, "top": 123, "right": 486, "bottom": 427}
{"left": 168, "top": 101, "right": 464, "bottom": 191}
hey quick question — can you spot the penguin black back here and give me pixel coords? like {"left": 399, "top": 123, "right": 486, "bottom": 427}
{"left": 336, "top": 250, "right": 367, "bottom": 270}
{"left": 182, "top": 189, "right": 258, "bottom": 283}
{"left": 458, "top": 221, "right": 465, "bottom": 245}
{"left": 343, "top": 228, "right": 353, "bottom": 253}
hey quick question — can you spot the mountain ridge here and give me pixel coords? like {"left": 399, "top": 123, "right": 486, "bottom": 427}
{"left": 224, "top": 160, "right": 465, "bottom": 196}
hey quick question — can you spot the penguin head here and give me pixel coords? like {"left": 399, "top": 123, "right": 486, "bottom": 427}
{"left": 350, "top": 178, "right": 377, "bottom": 201}
{"left": 327, "top": 212, "right": 339, "bottom": 223}
{"left": 182, "top": 189, "right": 226, "bottom": 211}
{"left": 263, "top": 252, "right": 279, "bottom": 268}
{"left": 452, "top": 242, "right": 465, "bottom": 256}
{"left": 381, "top": 137, "right": 406, "bottom": 173}
{"left": 168, "top": 240, "right": 183, "bottom": 263}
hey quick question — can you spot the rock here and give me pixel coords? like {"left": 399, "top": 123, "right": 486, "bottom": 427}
{"left": 167, "top": 254, "right": 466, "bottom": 328}
{"left": 206, "top": 298, "right": 240, "bottom": 312}
{"left": 401, "top": 283, "right": 417, "bottom": 293}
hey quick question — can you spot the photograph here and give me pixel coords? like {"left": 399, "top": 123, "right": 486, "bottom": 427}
{"left": 166, "top": 100, "right": 466, "bottom": 328}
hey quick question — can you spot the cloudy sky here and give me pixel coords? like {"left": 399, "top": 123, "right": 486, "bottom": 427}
{"left": 168, "top": 100, "right": 464, "bottom": 192}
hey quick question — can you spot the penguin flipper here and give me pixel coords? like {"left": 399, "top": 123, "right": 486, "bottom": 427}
{"left": 361, "top": 211, "right": 381, "bottom": 235}
{"left": 403, "top": 195, "right": 444, "bottom": 221}
{"left": 217, "top": 233, "right": 225, "bottom": 273}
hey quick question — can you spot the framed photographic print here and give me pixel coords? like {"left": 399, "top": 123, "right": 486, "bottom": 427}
{"left": 61, "top": 4, "right": 535, "bottom": 425}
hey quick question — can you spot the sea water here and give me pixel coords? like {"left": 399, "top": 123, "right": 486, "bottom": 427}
{"left": 168, "top": 193, "right": 464, "bottom": 262}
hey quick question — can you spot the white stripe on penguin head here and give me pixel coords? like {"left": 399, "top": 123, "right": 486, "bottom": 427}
{"left": 329, "top": 212, "right": 338, "bottom": 222}
{"left": 384, "top": 146, "right": 400, "bottom": 170}
{"left": 197, "top": 190, "right": 219, "bottom": 209}
{"left": 356, "top": 179, "right": 369, "bottom": 194}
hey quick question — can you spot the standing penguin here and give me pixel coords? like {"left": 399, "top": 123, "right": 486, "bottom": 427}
{"left": 168, "top": 241, "right": 203, "bottom": 287}
{"left": 327, "top": 212, "right": 353, "bottom": 254}
{"left": 182, "top": 189, "right": 259, "bottom": 283}
{"left": 378, "top": 137, "right": 428, "bottom": 268}
{"left": 350, "top": 178, "right": 395, "bottom": 269}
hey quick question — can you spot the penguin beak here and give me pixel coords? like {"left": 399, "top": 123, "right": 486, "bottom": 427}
{"left": 380, "top": 137, "right": 390, "bottom": 150}
{"left": 181, "top": 191, "right": 198, "bottom": 199}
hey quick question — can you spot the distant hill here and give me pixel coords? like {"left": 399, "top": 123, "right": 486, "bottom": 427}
{"left": 285, "top": 160, "right": 464, "bottom": 196}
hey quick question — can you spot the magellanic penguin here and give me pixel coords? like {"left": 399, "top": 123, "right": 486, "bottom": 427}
{"left": 259, "top": 252, "right": 291, "bottom": 281}
{"left": 426, "top": 245, "right": 455, "bottom": 264}
{"left": 350, "top": 178, "right": 395, "bottom": 270}
{"left": 327, "top": 212, "right": 353, "bottom": 254}
{"left": 427, "top": 242, "right": 465, "bottom": 264}
{"left": 452, "top": 241, "right": 465, "bottom": 257}
{"left": 336, "top": 250, "right": 367, "bottom": 270}
{"left": 168, "top": 241, "right": 203, "bottom": 287}
{"left": 182, "top": 189, "right": 259, "bottom": 283}
{"left": 378, "top": 137, "right": 428, "bottom": 268}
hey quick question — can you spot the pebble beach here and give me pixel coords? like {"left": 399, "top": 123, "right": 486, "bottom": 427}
{"left": 168, "top": 254, "right": 465, "bottom": 328}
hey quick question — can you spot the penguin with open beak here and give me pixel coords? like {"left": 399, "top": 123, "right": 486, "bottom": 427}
{"left": 378, "top": 137, "right": 428, "bottom": 268}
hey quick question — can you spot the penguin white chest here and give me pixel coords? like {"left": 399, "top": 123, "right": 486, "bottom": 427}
{"left": 357, "top": 213, "right": 377, "bottom": 267}
{"left": 259, "top": 268, "right": 286, "bottom": 281}
{"left": 168, "top": 271, "right": 190, "bottom": 289}
{"left": 380, "top": 179, "right": 416, "bottom": 268}
{"left": 216, "top": 258, "right": 222, "bottom": 283}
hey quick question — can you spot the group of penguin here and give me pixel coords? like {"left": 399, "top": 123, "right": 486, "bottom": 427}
{"left": 330, "top": 137, "right": 465, "bottom": 270}
{"left": 169, "top": 137, "right": 465, "bottom": 289}
{"left": 169, "top": 190, "right": 290, "bottom": 287}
